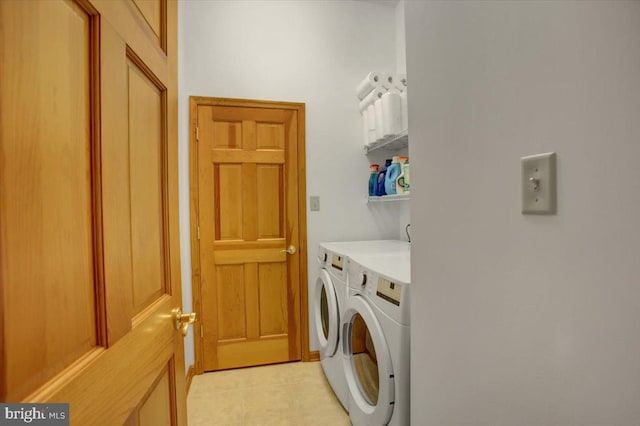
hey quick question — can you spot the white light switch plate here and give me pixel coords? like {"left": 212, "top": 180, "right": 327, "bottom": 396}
{"left": 521, "top": 152, "right": 556, "bottom": 215}
{"left": 310, "top": 196, "right": 320, "bottom": 211}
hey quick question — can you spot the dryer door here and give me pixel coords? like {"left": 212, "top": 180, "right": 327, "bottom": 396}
{"left": 342, "top": 295, "right": 394, "bottom": 426}
{"left": 314, "top": 269, "right": 340, "bottom": 358}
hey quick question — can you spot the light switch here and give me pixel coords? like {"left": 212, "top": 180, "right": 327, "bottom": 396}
{"left": 310, "top": 196, "right": 320, "bottom": 211}
{"left": 521, "top": 152, "right": 556, "bottom": 215}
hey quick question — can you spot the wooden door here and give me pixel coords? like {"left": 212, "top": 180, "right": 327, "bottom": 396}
{"left": 194, "top": 99, "right": 305, "bottom": 371}
{"left": 0, "top": 1, "right": 185, "bottom": 424}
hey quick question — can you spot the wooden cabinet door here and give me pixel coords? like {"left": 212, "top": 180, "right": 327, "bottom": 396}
{"left": 0, "top": 0, "right": 185, "bottom": 424}
{"left": 194, "top": 101, "right": 304, "bottom": 371}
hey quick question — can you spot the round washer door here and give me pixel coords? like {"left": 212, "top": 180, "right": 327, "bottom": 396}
{"left": 314, "top": 269, "right": 339, "bottom": 357}
{"left": 342, "top": 294, "right": 394, "bottom": 426}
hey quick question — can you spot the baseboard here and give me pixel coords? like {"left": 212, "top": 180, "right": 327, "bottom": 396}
{"left": 186, "top": 365, "right": 195, "bottom": 394}
{"left": 307, "top": 351, "right": 320, "bottom": 362}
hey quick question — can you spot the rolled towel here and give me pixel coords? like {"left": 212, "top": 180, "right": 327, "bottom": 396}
{"left": 356, "top": 72, "right": 383, "bottom": 100}
{"left": 382, "top": 89, "right": 403, "bottom": 136}
{"left": 367, "top": 104, "right": 377, "bottom": 143}
{"left": 381, "top": 73, "right": 395, "bottom": 90}
{"left": 393, "top": 73, "right": 408, "bottom": 92}
{"left": 358, "top": 87, "right": 385, "bottom": 113}
{"left": 392, "top": 73, "right": 409, "bottom": 130}
{"left": 362, "top": 109, "right": 369, "bottom": 146}
{"left": 358, "top": 97, "right": 369, "bottom": 114}
{"left": 366, "top": 104, "right": 376, "bottom": 131}
{"left": 374, "top": 97, "right": 385, "bottom": 140}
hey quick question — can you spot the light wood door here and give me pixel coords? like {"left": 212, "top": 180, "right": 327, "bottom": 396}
{"left": 0, "top": 1, "right": 185, "bottom": 424}
{"left": 195, "top": 102, "right": 303, "bottom": 371}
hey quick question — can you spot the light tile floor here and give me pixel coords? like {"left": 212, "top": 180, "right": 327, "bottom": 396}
{"left": 188, "top": 361, "right": 351, "bottom": 426}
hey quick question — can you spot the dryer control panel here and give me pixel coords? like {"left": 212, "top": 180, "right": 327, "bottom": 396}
{"left": 331, "top": 255, "right": 345, "bottom": 271}
{"left": 376, "top": 278, "right": 402, "bottom": 306}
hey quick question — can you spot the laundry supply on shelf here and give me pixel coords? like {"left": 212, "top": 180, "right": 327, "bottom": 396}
{"left": 356, "top": 72, "right": 383, "bottom": 100}
{"left": 396, "top": 158, "right": 410, "bottom": 194}
{"left": 368, "top": 164, "right": 380, "bottom": 197}
{"left": 375, "top": 159, "right": 392, "bottom": 196}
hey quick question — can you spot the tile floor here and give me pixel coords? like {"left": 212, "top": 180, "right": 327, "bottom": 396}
{"left": 187, "top": 361, "right": 351, "bottom": 426}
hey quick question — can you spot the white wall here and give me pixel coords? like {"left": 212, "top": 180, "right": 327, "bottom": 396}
{"left": 407, "top": 1, "right": 640, "bottom": 424}
{"left": 395, "top": 0, "right": 406, "bottom": 74}
{"left": 178, "top": 0, "right": 400, "bottom": 369}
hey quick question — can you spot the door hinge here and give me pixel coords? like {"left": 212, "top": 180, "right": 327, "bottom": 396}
{"left": 200, "top": 325, "right": 204, "bottom": 338}
{"left": 196, "top": 126, "right": 199, "bottom": 142}
{"left": 197, "top": 226, "right": 200, "bottom": 240}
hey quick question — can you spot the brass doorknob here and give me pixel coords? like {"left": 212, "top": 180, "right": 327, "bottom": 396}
{"left": 173, "top": 308, "right": 197, "bottom": 336}
{"left": 280, "top": 245, "right": 297, "bottom": 255}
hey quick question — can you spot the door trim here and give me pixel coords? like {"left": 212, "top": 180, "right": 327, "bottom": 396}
{"left": 188, "top": 96, "right": 310, "bottom": 374}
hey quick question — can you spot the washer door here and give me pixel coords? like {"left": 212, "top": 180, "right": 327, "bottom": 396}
{"left": 342, "top": 295, "right": 394, "bottom": 426}
{"left": 314, "top": 269, "right": 339, "bottom": 357}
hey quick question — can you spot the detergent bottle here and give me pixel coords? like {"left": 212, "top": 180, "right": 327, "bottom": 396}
{"left": 375, "top": 159, "right": 392, "bottom": 196}
{"left": 384, "top": 156, "right": 404, "bottom": 195}
{"left": 368, "top": 164, "right": 379, "bottom": 196}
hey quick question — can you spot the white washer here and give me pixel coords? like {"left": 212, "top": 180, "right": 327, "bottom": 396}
{"left": 315, "top": 243, "right": 350, "bottom": 410}
{"left": 314, "top": 241, "right": 409, "bottom": 412}
{"left": 341, "top": 252, "right": 411, "bottom": 426}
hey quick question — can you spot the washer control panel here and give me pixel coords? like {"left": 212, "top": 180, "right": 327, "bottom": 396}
{"left": 376, "top": 278, "right": 402, "bottom": 306}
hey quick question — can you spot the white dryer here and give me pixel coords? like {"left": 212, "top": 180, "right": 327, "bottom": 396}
{"left": 314, "top": 241, "right": 410, "bottom": 413}
{"left": 341, "top": 253, "right": 411, "bottom": 426}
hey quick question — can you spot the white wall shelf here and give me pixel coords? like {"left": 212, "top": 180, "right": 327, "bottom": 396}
{"left": 364, "top": 130, "right": 408, "bottom": 154}
{"left": 368, "top": 193, "right": 410, "bottom": 203}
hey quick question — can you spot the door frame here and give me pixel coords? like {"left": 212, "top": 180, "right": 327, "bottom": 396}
{"left": 188, "top": 96, "right": 310, "bottom": 374}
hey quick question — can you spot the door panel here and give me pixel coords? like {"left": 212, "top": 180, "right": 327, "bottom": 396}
{"left": 258, "top": 262, "right": 288, "bottom": 336}
{"left": 212, "top": 121, "right": 242, "bottom": 149}
{"left": 256, "top": 165, "right": 284, "bottom": 239}
{"left": 256, "top": 123, "right": 285, "bottom": 150}
{"left": 216, "top": 265, "right": 247, "bottom": 340}
{"left": 127, "top": 56, "right": 167, "bottom": 314}
{"left": 0, "top": 0, "right": 186, "bottom": 423}
{"left": 132, "top": 0, "right": 163, "bottom": 44}
{"left": 138, "top": 366, "right": 172, "bottom": 426}
{"left": 214, "top": 164, "right": 243, "bottom": 240}
{"left": 0, "top": 0, "right": 98, "bottom": 401}
{"left": 197, "top": 103, "right": 302, "bottom": 371}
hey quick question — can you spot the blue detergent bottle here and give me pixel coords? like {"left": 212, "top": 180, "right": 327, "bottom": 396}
{"left": 384, "top": 156, "right": 403, "bottom": 195}
{"left": 376, "top": 159, "right": 392, "bottom": 196}
{"left": 368, "top": 164, "right": 379, "bottom": 196}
